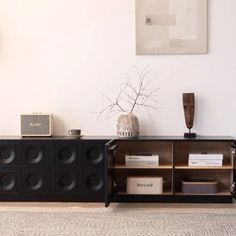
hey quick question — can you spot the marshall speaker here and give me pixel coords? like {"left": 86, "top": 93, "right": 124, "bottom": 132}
{"left": 21, "top": 114, "right": 53, "bottom": 137}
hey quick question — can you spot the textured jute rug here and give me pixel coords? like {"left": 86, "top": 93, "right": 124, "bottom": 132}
{"left": 0, "top": 205, "right": 236, "bottom": 236}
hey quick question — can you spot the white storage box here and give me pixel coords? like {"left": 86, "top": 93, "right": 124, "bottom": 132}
{"left": 188, "top": 153, "right": 223, "bottom": 167}
{"left": 125, "top": 154, "right": 159, "bottom": 166}
{"left": 127, "top": 176, "right": 163, "bottom": 194}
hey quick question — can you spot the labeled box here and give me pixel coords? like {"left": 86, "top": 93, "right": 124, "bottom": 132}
{"left": 127, "top": 176, "right": 163, "bottom": 194}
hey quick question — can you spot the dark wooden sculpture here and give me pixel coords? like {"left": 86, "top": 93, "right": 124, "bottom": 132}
{"left": 183, "top": 93, "right": 196, "bottom": 138}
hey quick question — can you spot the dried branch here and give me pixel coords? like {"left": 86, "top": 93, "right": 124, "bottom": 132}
{"left": 96, "top": 66, "right": 159, "bottom": 122}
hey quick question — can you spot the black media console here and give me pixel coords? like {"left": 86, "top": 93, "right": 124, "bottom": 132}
{"left": 0, "top": 136, "right": 235, "bottom": 207}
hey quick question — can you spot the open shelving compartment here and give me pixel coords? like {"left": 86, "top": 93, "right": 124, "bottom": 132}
{"left": 105, "top": 137, "right": 235, "bottom": 207}
{"left": 105, "top": 140, "right": 174, "bottom": 204}
{"left": 173, "top": 141, "right": 235, "bottom": 196}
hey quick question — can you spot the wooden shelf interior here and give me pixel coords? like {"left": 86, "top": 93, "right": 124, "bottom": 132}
{"left": 118, "top": 191, "right": 230, "bottom": 196}
{"left": 114, "top": 141, "right": 173, "bottom": 167}
{"left": 111, "top": 140, "right": 234, "bottom": 198}
{"left": 174, "top": 141, "right": 233, "bottom": 166}
{"left": 114, "top": 164, "right": 172, "bottom": 169}
{"left": 118, "top": 190, "right": 172, "bottom": 196}
{"left": 114, "top": 169, "right": 172, "bottom": 194}
{"left": 174, "top": 191, "right": 231, "bottom": 196}
{"left": 113, "top": 141, "right": 173, "bottom": 195}
{"left": 175, "top": 164, "right": 233, "bottom": 170}
{"left": 114, "top": 164, "right": 233, "bottom": 170}
{"left": 174, "top": 169, "right": 233, "bottom": 194}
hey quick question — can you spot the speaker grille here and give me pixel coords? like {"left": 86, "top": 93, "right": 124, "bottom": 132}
{"left": 85, "top": 147, "right": 103, "bottom": 165}
{"left": 25, "top": 174, "right": 43, "bottom": 191}
{"left": 24, "top": 147, "right": 43, "bottom": 164}
{"left": 0, "top": 146, "right": 15, "bottom": 165}
{"left": 0, "top": 173, "right": 16, "bottom": 191}
{"left": 85, "top": 173, "right": 104, "bottom": 192}
{"left": 58, "top": 147, "right": 76, "bottom": 165}
{"left": 21, "top": 114, "right": 52, "bottom": 136}
{"left": 58, "top": 174, "right": 76, "bottom": 191}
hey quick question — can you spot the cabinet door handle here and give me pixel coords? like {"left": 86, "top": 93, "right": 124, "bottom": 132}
{"left": 108, "top": 144, "right": 118, "bottom": 151}
{"left": 231, "top": 182, "right": 236, "bottom": 197}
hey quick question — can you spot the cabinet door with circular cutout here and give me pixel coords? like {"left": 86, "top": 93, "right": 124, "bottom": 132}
{"left": 83, "top": 167, "right": 104, "bottom": 200}
{"left": 54, "top": 169, "right": 81, "bottom": 194}
{"left": 53, "top": 141, "right": 82, "bottom": 167}
{"left": 0, "top": 171, "right": 18, "bottom": 193}
{"left": 0, "top": 141, "right": 18, "bottom": 166}
{"left": 83, "top": 141, "right": 105, "bottom": 167}
{"left": 21, "top": 141, "right": 50, "bottom": 167}
{"left": 22, "top": 170, "right": 49, "bottom": 194}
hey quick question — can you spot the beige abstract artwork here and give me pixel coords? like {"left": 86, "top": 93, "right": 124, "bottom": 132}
{"left": 136, "top": 0, "right": 208, "bottom": 54}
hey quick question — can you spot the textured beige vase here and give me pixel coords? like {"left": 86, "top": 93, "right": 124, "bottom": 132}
{"left": 117, "top": 113, "right": 139, "bottom": 137}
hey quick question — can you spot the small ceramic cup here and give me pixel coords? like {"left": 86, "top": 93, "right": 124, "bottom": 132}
{"left": 68, "top": 129, "right": 81, "bottom": 136}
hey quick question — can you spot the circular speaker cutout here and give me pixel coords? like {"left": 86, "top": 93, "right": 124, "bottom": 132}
{"left": 26, "top": 174, "right": 43, "bottom": 191}
{"left": 25, "top": 147, "right": 43, "bottom": 164}
{"left": 0, "top": 146, "right": 15, "bottom": 164}
{"left": 86, "top": 173, "right": 104, "bottom": 191}
{"left": 86, "top": 147, "right": 103, "bottom": 165}
{"left": 59, "top": 174, "right": 76, "bottom": 191}
{"left": 0, "top": 174, "right": 16, "bottom": 191}
{"left": 58, "top": 147, "right": 76, "bottom": 165}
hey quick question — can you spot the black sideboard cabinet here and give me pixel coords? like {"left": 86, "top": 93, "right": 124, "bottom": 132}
{"left": 0, "top": 137, "right": 108, "bottom": 202}
{"left": 0, "top": 136, "right": 235, "bottom": 207}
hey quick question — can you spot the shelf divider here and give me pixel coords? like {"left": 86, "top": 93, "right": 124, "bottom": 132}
{"left": 175, "top": 164, "right": 233, "bottom": 170}
{"left": 114, "top": 164, "right": 173, "bottom": 169}
{"left": 174, "top": 191, "right": 231, "bottom": 196}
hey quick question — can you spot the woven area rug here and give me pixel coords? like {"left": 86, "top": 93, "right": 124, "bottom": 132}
{"left": 0, "top": 206, "right": 236, "bottom": 236}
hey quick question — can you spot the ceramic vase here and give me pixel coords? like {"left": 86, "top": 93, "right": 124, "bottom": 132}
{"left": 117, "top": 113, "right": 139, "bottom": 137}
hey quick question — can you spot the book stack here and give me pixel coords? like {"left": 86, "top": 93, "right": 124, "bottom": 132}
{"left": 188, "top": 153, "right": 223, "bottom": 167}
{"left": 125, "top": 153, "right": 159, "bottom": 166}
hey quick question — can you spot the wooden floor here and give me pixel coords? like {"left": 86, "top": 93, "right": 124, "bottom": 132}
{"left": 0, "top": 202, "right": 235, "bottom": 208}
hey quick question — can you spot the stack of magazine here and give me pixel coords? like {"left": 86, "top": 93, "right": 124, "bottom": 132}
{"left": 188, "top": 153, "right": 223, "bottom": 167}
{"left": 125, "top": 153, "right": 159, "bottom": 166}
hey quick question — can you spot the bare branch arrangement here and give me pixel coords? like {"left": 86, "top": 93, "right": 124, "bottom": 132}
{"left": 97, "top": 66, "right": 159, "bottom": 122}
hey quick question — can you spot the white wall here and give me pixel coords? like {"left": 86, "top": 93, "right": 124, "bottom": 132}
{"left": 0, "top": 0, "right": 236, "bottom": 137}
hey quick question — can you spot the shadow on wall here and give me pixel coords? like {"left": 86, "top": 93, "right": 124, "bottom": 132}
{"left": 193, "top": 94, "right": 201, "bottom": 135}
{"left": 139, "top": 118, "right": 159, "bottom": 136}
{"left": 0, "top": 32, "right": 2, "bottom": 56}
{"left": 52, "top": 115, "right": 67, "bottom": 135}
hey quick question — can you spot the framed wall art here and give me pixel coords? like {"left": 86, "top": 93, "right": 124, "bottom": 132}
{"left": 136, "top": 0, "right": 208, "bottom": 54}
